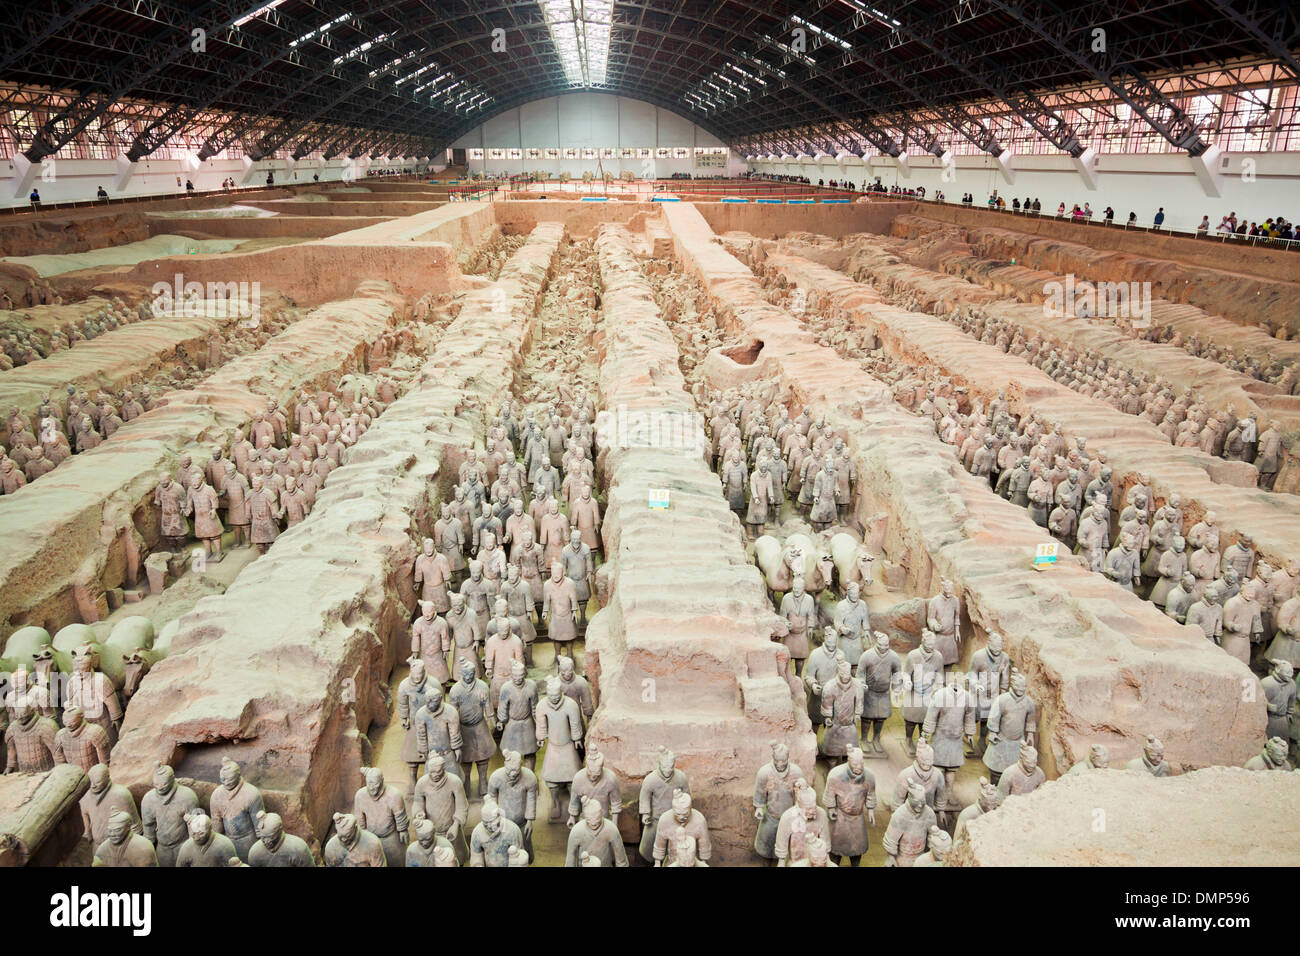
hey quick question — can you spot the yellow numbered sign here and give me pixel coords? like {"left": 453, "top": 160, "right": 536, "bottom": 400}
{"left": 648, "top": 488, "right": 670, "bottom": 510}
{"left": 1033, "top": 542, "right": 1058, "bottom": 569}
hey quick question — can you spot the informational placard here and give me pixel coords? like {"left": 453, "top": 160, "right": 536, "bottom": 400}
{"left": 1033, "top": 542, "right": 1058, "bottom": 569}
{"left": 695, "top": 153, "right": 726, "bottom": 169}
{"left": 648, "top": 488, "right": 670, "bottom": 510}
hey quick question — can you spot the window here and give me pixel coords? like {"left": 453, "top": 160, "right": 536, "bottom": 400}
{"left": 581, "top": 147, "right": 597, "bottom": 158}
{"left": 656, "top": 147, "right": 671, "bottom": 158}
{"left": 467, "top": 148, "right": 484, "bottom": 159}
{"left": 563, "top": 147, "right": 579, "bottom": 159}
{"left": 524, "top": 148, "right": 541, "bottom": 159}
{"left": 672, "top": 147, "right": 689, "bottom": 159}
{"left": 506, "top": 148, "right": 522, "bottom": 159}
{"left": 487, "top": 148, "right": 506, "bottom": 159}
{"left": 545, "top": 147, "right": 561, "bottom": 159}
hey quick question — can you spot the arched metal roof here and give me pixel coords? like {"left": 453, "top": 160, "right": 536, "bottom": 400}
{"left": 0, "top": 0, "right": 1294, "bottom": 162}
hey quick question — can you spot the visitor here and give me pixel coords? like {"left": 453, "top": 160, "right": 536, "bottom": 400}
{"left": 1103, "top": 205, "right": 1114, "bottom": 224}
{"left": 1216, "top": 215, "right": 1233, "bottom": 235}
{"left": 1153, "top": 207, "right": 1165, "bottom": 227}
{"left": 1032, "top": 198, "right": 1041, "bottom": 212}
{"left": 1195, "top": 215, "right": 1209, "bottom": 235}
{"left": 1127, "top": 211, "right": 1137, "bottom": 225}
{"left": 1056, "top": 202, "right": 1066, "bottom": 217}
{"left": 28, "top": 188, "right": 40, "bottom": 209}
{"left": 1012, "top": 198, "right": 1021, "bottom": 211}
{"left": 266, "top": 171, "right": 274, "bottom": 186}
{"left": 185, "top": 179, "right": 195, "bottom": 192}
{"left": 1082, "top": 202, "right": 1092, "bottom": 218}
{"left": 96, "top": 185, "right": 108, "bottom": 202}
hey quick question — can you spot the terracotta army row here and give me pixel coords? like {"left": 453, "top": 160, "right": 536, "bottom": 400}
{"left": 0, "top": 294, "right": 146, "bottom": 371}
{"left": 88, "top": 758, "right": 267, "bottom": 867}
{"left": 1, "top": 307, "right": 312, "bottom": 492}
{"left": 151, "top": 384, "right": 387, "bottom": 558}
{"left": 929, "top": 301, "right": 1287, "bottom": 483}
{"left": 1136, "top": 323, "right": 1293, "bottom": 390}
{"left": 922, "top": 384, "right": 1296, "bottom": 674}
{"left": 4, "top": 645, "right": 127, "bottom": 771}
{"left": 707, "top": 388, "right": 856, "bottom": 535}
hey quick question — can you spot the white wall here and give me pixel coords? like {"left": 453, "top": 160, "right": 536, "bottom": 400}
{"left": 746, "top": 151, "right": 1300, "bottom": 234}
{"left": 451, "top": 92, "right": 732, "bottom": 179}
{"left": 0, "top": 154, "right": 425, "bottom": 208}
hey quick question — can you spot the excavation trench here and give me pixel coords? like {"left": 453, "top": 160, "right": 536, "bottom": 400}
{"left": 0, "top": 285, "right": 414, "bottom": 638}
{"left": 112, "top": 223, "right": 567, "bottom": 846}
{"left": 658, "top": 201, "right": 1264, "bottom": 775}
{"left": 821, "top": 229, "right": 1300, "bottom": 493}
{"left": 756, "top": 240, "right": 1300, "bottom": 573}
{"left": 366, "top": 230, "right": 606, "bottom": 869}
{"left": 584, "top": 223, "right": 815, "bottom": 865}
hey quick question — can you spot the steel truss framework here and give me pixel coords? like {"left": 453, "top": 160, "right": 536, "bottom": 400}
{"left": 0, "top": 0, "right": 1296, "bottom": 164}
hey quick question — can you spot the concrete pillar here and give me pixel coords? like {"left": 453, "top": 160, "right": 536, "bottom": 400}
{"left": 1072, "top": 146, "right": 1099, "bottom": 190}
{"left": 1190, "top": 144, "right": 1225, "bottom": 197}
{"left": 112, "top": 153, "right": 136, "bottom": 193}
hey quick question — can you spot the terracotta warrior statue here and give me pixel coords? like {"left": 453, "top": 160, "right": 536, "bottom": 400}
{"left": 953, "top": 777, "right": 1002, "bottom": 847}
{"left": 982, "top": 670, "right": 1037, "bottom": 784}
{"left": 926, "top": 578, "right": 962, "bottom": 667}
{"left": 804, "top": 626, "right": 841, "bottom": 729}
{"left": 774, "top": 778, "right": 830, "bottom": 866}
{"left": 857, "top": 631, "right": 902, "bottom": 754}
{"left": 53, "top": 705, "right": 110, "bottom": 771}
{"left": 883, "top": 781, "right": 937, "bottom": 867}
{"left": 3, "top": 694, "right": 58, "bottom": 773}
{"left": 564, "top": 794, "right": 628, "bottom": 867}
{"left": 901, "top": 630, "right": 943, "bottom": 754}
{"left": 822, "top": 745, "right": 876, "bottom": 867}
{"left": 536, "top": 675, "right": 584, "bottom": 822}
{"left": 914, "top": 825, "right": 952, "bottom": 867}
{"left": 139, "top": 763, "right": 198, "bottom": 867}
{"left": 184, "top": 473, "right": 223, "bottom": 561}
{"left": 248, "top": 811, "right": 315, "bottom": 867}
{"left": 780, "top": 578, "right": 816, "bottom": 676}
{"left": 79, "top": 763, "right": 142, "bottom": 849}
{"left": 415, "top": 682, "right": 463, "bottom": 778}
{"left": 92, "top": 809, "right": 157, "bottom": 868}
{"left": 653, "top": 788, "right": 712, "bottom": 867}
{"left": 405, "top": 818, "right": 455, "bottom": 867}
{"left": 1126, "top": 735, "right": 1171, "bottom": 776}
{"left": 448, "top": 658, "right": 496, "bottom": 796}
{"left": 1067, "top": 744, "right": 1110, "bottom": 775}
{"left": 922, "top": 674, "right": 976, "bottom": 815}
{"left": 487, "top": 749, "right": 538, "bottom": 858}
{"left": 469, "top": 797, "right": 524, "bottom": 867}
{"left": 209, "top": 757, "right": 265, "bottom": 863}
{"left": 638, "top": 746, "right": 689, "bottom": 864}
{"left": 752, "top": 742, "right": 805, "bottom": 864}
{"left": 997, "top": 742, "right": 1046, "bottom": 797}
{"left": 412, "top": 754, "right": 468, "bottom": 864}
{"left": 543, "top": 560, "right": 581, "bottom": 659}
{"left": 175, "top": 811, "right": 238, "bottom": 867}
{"left": 353, "top": 766, "right": 408, "bottom": 867}
{"left": 324, "top": 812, "right": 387, "bottom": 867}
{"left": 154, "top": 472, "right": 188, "bottom": 552}
{"left": 496, "top": 659, "right": 539, "bottom": 770}
{"left": 1244, "top": 736, "right": 1291, "bottom": 772}
{"left": 567, "top": 747, "right": 621, "bottom": 829}
{"left": 821, "top": 657, "right": 864, "bottom": 765}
